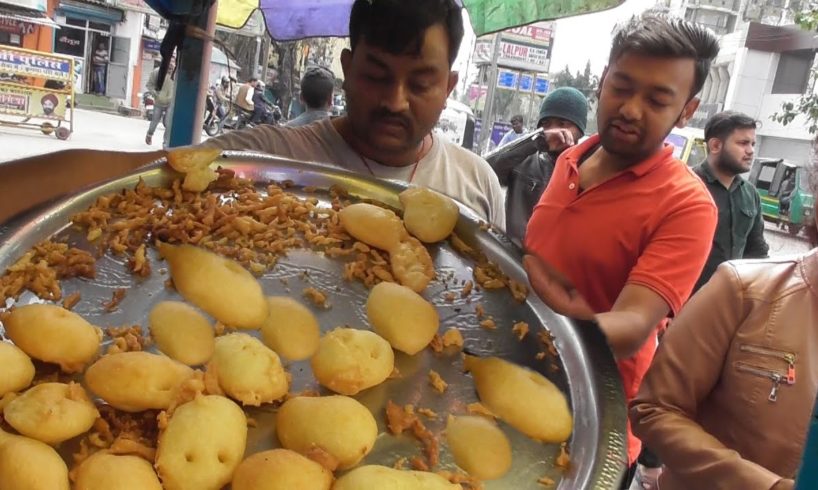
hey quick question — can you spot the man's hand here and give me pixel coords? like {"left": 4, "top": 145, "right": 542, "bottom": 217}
{"left": 539, "top": 128, "right": 576, "bottom": 153}
{"left": 523, "top": 254, "right": 595, "bottom": 320}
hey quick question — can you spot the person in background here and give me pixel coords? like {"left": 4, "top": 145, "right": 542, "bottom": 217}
{"left": 498, "top": 114, "right": 526, "bottom": 147}
{"left": 214, "top": 76, "right": 231, "bottom": 121}
{"left": 0, "top": 0, "right": 505, "bottom": 230}
{"left": 629, "top": 137, "right": 818, "bottom": 490}
{"left": 145, "top": 58, "right": 176, "bottom": 147}
{"left": 523, "top": 14, "right": 719, "bottom": 488}
{"left": 490, "top": 87, "right": 588, "bottom": 245}
{"left": 691, "top": 111, "right": 768, "bottom": 293}
{"left": 287, "top": 66, "right": 335, "bottom": 127}
{"left": 251, "top": 81, "right": 275, "bottom": 125}
{"left": 92, "top": 43, "right": 109, "bottom": 95}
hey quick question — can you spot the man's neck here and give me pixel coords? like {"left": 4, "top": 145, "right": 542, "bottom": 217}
{"left": 707, "top": 159, "right": 736, "bottom": 189}
{"left": 332, "top": 116, "right": 430, "bottom": 168}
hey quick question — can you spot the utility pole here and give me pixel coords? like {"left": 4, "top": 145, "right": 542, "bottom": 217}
{"left": 477, "top": 32, "right": 502, "bottom": 154}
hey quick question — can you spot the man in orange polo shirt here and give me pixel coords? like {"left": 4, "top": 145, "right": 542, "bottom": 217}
{"left": 523, "top": 14, "right": 719, "bottom": 487}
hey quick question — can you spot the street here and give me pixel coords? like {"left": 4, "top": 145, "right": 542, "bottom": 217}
{"left": 0, "top": 109, "right": 167, "bottom": 162}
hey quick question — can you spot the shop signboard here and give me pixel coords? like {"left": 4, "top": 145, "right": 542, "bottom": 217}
{"left": 0, "top": 46, "right": 72, "bottom": 81}
{"left": 0, "top": 18, "right": 37, "bottom": 35}
{"left": 0, "top": 85, "right": 67, "bottom": 118}
{"left": 497, "top": 69, "right": 518, "bottom": 90}
{"left": 54, "top": 25, "right": 86, "bottom": 59}
{"left": 535, "top": 76, "right": 550, "bottom": 96}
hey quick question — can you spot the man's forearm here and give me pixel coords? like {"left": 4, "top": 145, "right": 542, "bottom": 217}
{"left": 595, "top": 310, "right": 656, "bottom": 359}
{"left": 0, "top": 149, "right": 164, "bottom": 224}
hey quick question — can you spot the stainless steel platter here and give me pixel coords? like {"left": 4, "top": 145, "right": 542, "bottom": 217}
{"left": 0, "top": 152, "right": 626, "bottom": 489}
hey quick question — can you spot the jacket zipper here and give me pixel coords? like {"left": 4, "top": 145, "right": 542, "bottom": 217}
{"left": 735, "top": 362, "right": 788, "bottom": 402}
{"left": 740, "top": 344, "right": 797, "bottom": 384}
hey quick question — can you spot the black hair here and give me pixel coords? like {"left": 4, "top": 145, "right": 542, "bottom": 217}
{"left": 301, "top": 67, "right": 335, "bottom": 109}
{"left": 511, "top": 114, "right": 524, "bottom": 124}
{"left": 609, "top": 13, "right": 720, "bottom": 97}
{"left": 704, "top": 111, "right": 758, "bottom": 142}
{"left": 349, "top": 0, "right": 464, "bottom": 66}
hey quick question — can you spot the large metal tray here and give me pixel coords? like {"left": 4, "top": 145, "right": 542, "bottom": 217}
{"left": 0, "top": 152, "right": 626, "bottom": 489}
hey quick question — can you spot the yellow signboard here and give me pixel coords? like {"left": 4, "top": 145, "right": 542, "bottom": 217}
{"left": 0, "top": 46, "right": 74, "bottom": 82}
{"left": 0, "top": 84, "right": 67, "bottom": 119}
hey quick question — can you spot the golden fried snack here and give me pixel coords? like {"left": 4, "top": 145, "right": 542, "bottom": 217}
{"left": 166, "top": 147, "right": 221, "bottom": 192}
{"left": 445, "top": 415, "right": 512, "bottom": 480}
{"left": 0, "top": 429, "right": 69, "bottom": 490}
{"left": 72, "top": 452, "right": 162, "bottom": 490}
{"left": 366, "top": 282, "right": 439, "bottom": 355}
{"left": 389, "top": 237, "right": 435, "bottom": 293}
{"left": 338, "top": 203, "right": 407, "bottom": 251}
{"left": 210, "top": 333, "right": 289, "bottom": 406}
{"left": 310, "top": 327, "right": 394, "bottom": 396}
{"left": 156, "top": 395, "right": 247, "bottom": 490}
{"left": 149, "top": 301, "right": 215, "bottom": 366}
{"left": 1, "top": 303, "right": 100, "bottom": 373}
{"left": 0, "top": 341, "right": 34, "bottom": 396}
{"left": 399, "top": 187, "right": 459, "bottom": 243}
{"left": 85, "top": 351, "right": 194, "bottom": 412}
{"left": 276, "top": 395, "right": 377, "bottom": 470}
{"left": 3, "top": 382, "right": 98, "bottom": 444}
{"left": 231, "top": 449, "right": 333, "bottom": 490}
{"left": 157, "top": 242, "right": 268, "bottom": 329}
{"left": 259, "top": 296, "right": 320, "bottom": 361}
{"left": 333, "top": 465, "right": 462, "bottom": 490}
{"left": 464, "top": 355, "right": 572, "bottom": 443}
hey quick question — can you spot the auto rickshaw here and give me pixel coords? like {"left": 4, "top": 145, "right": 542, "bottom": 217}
{"left": 664, "top": 126, "right": 707, "bottom": 166}
{"left": 749, "top": 158, "right": 815, "bottom": 236}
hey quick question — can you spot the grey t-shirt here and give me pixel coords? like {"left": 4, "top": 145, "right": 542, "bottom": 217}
{"left": 207, "top": 118, "right": 505, "bottom": 229}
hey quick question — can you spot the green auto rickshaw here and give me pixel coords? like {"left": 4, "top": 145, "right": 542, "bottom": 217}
{"left": 748, "top": 158, "right": 815, "bottom": 236}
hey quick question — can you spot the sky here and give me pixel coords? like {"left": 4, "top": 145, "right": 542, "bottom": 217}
{"left": 454, "top": 0, "right": 660, "bottom": 80}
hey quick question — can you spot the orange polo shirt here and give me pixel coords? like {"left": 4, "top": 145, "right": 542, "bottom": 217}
{"left": 524, "top": 134, "right": 717, "bottom": 465}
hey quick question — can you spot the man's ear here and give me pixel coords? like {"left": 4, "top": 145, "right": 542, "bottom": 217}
{"left": 340, "top": 49, "right": 352, "bottom": 90}
{"left": 447, "top": 71, "right": 459, "bottom": 97}
{"left": 676, "top": 97, "right": 700, "bottom": 128}
{"left": 707, "top": 137, "right": 722, "bottom": 155}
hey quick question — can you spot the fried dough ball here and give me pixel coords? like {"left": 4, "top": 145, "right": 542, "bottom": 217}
{"left": 399, "top": 188, "right": 459, "bottom": 243}
{"left": 276, "top": 395, "right": 377, "bottom": 470}
{"left": 0, "top": 428, "right": 69, "bottom": 490}
{"left": 156, "top": 395, "right": 247, "bottom": 490}
{"left": 166, "top": 147, "right": 221, "bottom": 192}
{"left": 3, "top": 382, "right": 98, "bottom": 444}
{"left": 389, "top": 237, "right": 435, "bottom": 293}
{"left": 333, "top": 465, "right": 462, "bottom": 490}
{"left": 0, "top": 342, "right": 34, "bottom": 396}
{"left": 366, "top": 282, "right": 439, "bottom": 355}
{"left": 1, "top": 303, "right": 100, "bottom": 373}
{"left": 259, "top": 296, "right": 320, "bottom": 361}
{"left": 210, "top": 333, "right": 289, "bottom": 406}
{"left": 72, "top": 452, "right": 162, "bottom": 490}
{"left": 231, "top": 449, "right": 333, "bottom": 490}
{"left": 338, "top": 203, "right": 407, "bottom": 251}
{"left": 464, "top": 355, "right": 572, "bottom": 443}
{"left": 445, "top": 415, "right": 512, "bottom": 480}
{"left": 157, "top": 242, "right": 268, "bottom": 329}
{"left": 310, "top": 327, "right": 394, "bottom": 396}
{"left": 85, "top": 351, "right": 194, "bottom": 412}
{"left": 149, "top": 301, "right": 215, "bottom": 366}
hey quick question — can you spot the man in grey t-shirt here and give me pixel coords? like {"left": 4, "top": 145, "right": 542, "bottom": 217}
{"left": 0, "top": 0, "right": 504, "bottom": 229}
{"left": 287, "top": 67, "right": 335, "bottom": 128}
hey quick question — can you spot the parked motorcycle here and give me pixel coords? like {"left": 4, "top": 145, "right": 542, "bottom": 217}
{"left": 203, "top": 88, "right": 220, "bottom": 136}
{"left": 141, "top": 92, "right": 155, "bottom": 122}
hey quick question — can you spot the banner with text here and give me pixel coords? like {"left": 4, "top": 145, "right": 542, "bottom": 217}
{"left": 0, "top": 46, "right": 73, "bottom": 82}
{"left": 0, "top": 84, "right": 67, "bottom": 119}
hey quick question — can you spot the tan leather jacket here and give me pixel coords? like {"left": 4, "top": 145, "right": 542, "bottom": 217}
{"left": 630, "top": 250, "right": 818, "bottom": 490}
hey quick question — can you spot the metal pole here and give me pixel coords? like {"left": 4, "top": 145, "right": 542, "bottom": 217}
{"left": 526, "top": 71, "right": 537, "bottom": 128}
{"left": 168, "top": 0, "right": 217, "bottom": 147}
{"left": 253, "top": 35, "right": 262, "bottom": 79}
{"left": 477, "top": 32, "right": 502, "bottom": 154}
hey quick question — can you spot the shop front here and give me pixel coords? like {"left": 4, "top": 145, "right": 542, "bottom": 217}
{"left": 0, "top": 0, "right": 58, "bottom": 53}
{"left": 53, "top": 0, "right": 124, "bottom": 96}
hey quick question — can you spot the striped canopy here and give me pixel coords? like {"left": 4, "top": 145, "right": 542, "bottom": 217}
{"left": 195, "top": 0, "right": 625, "bottom": 40}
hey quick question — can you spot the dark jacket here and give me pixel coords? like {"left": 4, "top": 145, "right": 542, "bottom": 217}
{"left": 486, "top": 132, "right": 556, "bottom": 246}
{"left": 692, "top": 161, "right": 769, "bottom": 292}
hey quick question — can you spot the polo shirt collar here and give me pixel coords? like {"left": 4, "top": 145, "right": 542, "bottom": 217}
{"left": 563, "top": 134, "right": 675, "bottom": 177}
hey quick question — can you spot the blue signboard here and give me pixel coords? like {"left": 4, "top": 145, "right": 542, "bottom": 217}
{"left": 497, "top": 70, "right": 518, "bottom": 90}
{"left": 490, "top": 121, "right": 513, "bottom": 148}
{"left": 535, "top": 77, "right": 550, "bottom": 96}
{"left": 519, "top": 74, "right": 534, "bottom": 92}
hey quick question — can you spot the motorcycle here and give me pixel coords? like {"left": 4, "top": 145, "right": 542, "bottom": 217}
{"left": 203, "top": 88, "right": 220, "bottom": 136}
{"left": 141, "top": 92, "right": 155, "bottom": 122}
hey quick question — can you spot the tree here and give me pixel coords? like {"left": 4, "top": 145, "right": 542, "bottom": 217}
{"left": 550, "top": 60, "right": 599, "bottom": 101}
{"left": 772, "top": 6, "right": 818, "bottom": 134}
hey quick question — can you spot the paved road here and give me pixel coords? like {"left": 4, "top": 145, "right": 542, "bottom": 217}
{"left": 0, "top": 108, "right": 168, "bottom": 162}
{"left": 764, "top": 221, "right": 811, "bottom": 256}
